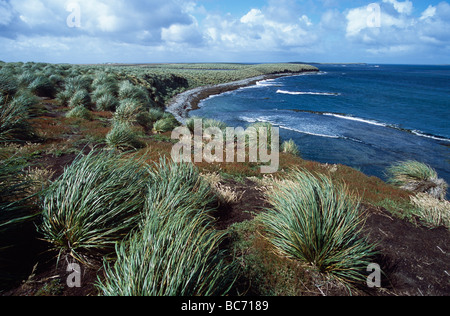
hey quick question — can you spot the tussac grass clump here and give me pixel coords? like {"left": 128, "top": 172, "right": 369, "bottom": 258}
{"left": 0, "top": 95, "right": 35, "bottom": 143}
{"left": 387, "top": 160, "right": 437, "bottom": 185}
{"left": 65, "top": 76, "right": 92, "bottom": 93}
{"left": 113, "top": 99, "right": 143, "bottom": 126}
{"left": 0, "top": 157, "right": 38, "bottom": 288}
{"left": 68, "top": 89, "right": 92, "bottom": 109}
{"left": 261, "top": 169, "right": 377, "bottom": 286}
{"left": 146, "top": 158, "right": 219, "bottom": 215}
{"left": 153, "top": 117, "right": 178, "bottom": 134}
{"left": 66, "top": 105, "right": 92, "bottom": 120}
{"left": 118, "top": 81, "right": 150, "bottom": 106}
{"left": 40, "top": 151, "right": 150, "bottom": 262}
{"left": 106, "top": 123, "right": 145, "bottom": 151}
{"left": 186, "top": 117, "right": 228, "bottom": 133}
{"left": 411, "top": 193, "right": 450, "bottom": 229}
{"left": 281, "top": 139, "right": 300, "bottom": 156}
{"left": 97, "top": 210, "right": 235, "bottom": 296}
{"left": 387, "top": 160, "right": 448, "bottom": 200}
{"left": 94, "top": 93, "right": 119, "bottom": 111}
{"left": 0, "top": 73, "right": 18, "bottom": 97}
{"left": 28, "top": 76, "right": 55, "bottom": 98}
{"left": 0, "top": 157, "right": 36, "bottom": 233}
{"left": 97, "top": 159, "right": 236, "bottom": 296}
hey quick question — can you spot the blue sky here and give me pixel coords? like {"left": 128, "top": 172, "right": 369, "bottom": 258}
{"left": 0, "top": 0, "right": 449, "bottom": 64}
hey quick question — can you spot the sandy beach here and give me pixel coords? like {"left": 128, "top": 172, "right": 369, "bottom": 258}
{"left": 166, "top": 71, "right": 317, "bottom": 123}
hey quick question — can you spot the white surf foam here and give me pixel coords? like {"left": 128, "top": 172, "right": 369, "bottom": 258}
{"left": 277, "top": 90, "right": 341, "bottom": 96}
{"left": 322, "top": 113, "right": 388, "bottom": 127}
{"left": 256, "top": 79, "right": 282, "bottom": 87}
{"left": 411, "top": 130, "right": 450, "bottom": 143}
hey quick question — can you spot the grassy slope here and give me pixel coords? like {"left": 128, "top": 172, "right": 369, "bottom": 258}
{"left": 0, "top": 62, "right": 428, "bottom": 296}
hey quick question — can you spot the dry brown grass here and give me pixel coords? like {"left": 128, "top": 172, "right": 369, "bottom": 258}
{"left": 30, "top": 117, "right": 71, "bottom": 140}
{"left": 201, "top": 172, "right": 245, "bottom": 204}
{"left": 25, "top": 167, "right": 55, "bottom": 195}
{"left": 411, "top": 193, "right": 450, "bottom": 229}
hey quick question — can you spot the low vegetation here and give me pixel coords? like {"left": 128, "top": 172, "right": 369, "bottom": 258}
{"left": 281, "top": 139, "right": 301, "bottom": 156}
{"left": 260, "top": 169, "right": 377, "bottom": 286}
{"left": 410, "top": 193, "right": 450, "bottom": 229}
{"left": 0, "top": 61, "right": 448, "bottom": 296}
{"left": 387, "top": 160, "right": 448, "bottom": 200}
{"left": 40, "top": 150, "right": 150, "bottom": 262}
{"left": 97, "top": 159, "right": 236, "bottom": 296}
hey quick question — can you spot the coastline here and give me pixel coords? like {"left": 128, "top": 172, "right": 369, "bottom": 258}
{"left": 166, "top": 70, "right": 318, "bottom": 123}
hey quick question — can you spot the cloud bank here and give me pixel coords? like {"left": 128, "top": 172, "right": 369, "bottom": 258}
{"left": 0, "top": 0, "right": 449, "bottom": 64}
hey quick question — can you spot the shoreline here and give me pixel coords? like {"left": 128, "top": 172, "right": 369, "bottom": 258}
{"left": 166, "top": 70, "right": 318, "bottom": 123}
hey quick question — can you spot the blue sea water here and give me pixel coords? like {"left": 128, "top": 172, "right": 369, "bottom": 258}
{"left": 190, "top": 64, "right": 450, "bottom": 186}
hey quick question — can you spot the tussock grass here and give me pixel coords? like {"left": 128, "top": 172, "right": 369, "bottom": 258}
{"left": 97, "top": 210, "right": 235, "bottom": 296}
{"left": 10, "top": 91, "right": 40, "bottom": 115}
{"left": 0, "top": 157, "right": 36, "bottom": 233}
{"left": 0, "top": 156, "right": 38, "bottom": 288}
{"left": 17, "top": 72, "right": 38, "bottom": 88}
{"left": 113, "top": 99, "right": 143, "bottom": 126}
{"left": 92, "top": 73, "right": 118, "bottom": 92}
{"left": 148, "top": 108, "right": 165, "bottom": 123}
{"left": 387, "top": 160, "right": 437, "bottom": 185}
{"left": 106, "top": 123, "right": 145, "bottom": 151}
{"left": 153, "top": 117, "right": 178, "bottom": 134}
{"left": 281, "top": 139, "right": 300, "bottom": 156}
{"left": 28, "top": 76, "right": 55, "bottom": 98}
{"left": 118, "top": 81, "right": 150, "bottom": 106}
{"left": 66, "top": 105, "right": 92, "bottom": 120}
{"left": 0, "top": 73, "right": 18, "bottom": 97}
{"left": 65, "top": 76, "right": 92, "bottom": 93}
{"left": 260, "top": 169, "right": 377, "bottom": 286}
{"left": 68, "top": 89, "right": 91, "bottom": 109}
{"left": 96, "top": 159, "right": 236, "bottom": 296}
{"left": 248, "top": 122, "right": 274, "bottom": 148}
{"left": 411, "top": 193, "right": 450, "bottom": 229}
{"left": 146, "top": 158, "right": 218, "bottom": 215}
{"left": 387, "top": 160, "right": 448, "bottom": 200}
{"left": 39, "top": 150, "right": 150, "bottom": 262}
{"left": 186, "top": 117, "right": 227, "bottom": 133}
{"left": 0, "top": 95, "right": 35, "bottom": 142}
{"left": 94, "top": 93, "right": 119, "bottom": 112}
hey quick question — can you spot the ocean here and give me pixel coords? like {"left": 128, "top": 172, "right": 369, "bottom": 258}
{"left": 190, "top": 64, "right": 450, "bottom": 186}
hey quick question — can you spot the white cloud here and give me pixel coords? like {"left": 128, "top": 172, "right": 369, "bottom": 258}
{"left": 0, "top": 0, "right": 449, "bottom": 64}
{"left": 420, "top": 5, "right": 436, "bottom": 20}
{"left": 240, "top": 9, "right": 264, "bottom": 24}
{"left": 344, "top": 0, "right": 450, "bottom": 61}
{"left": 161, "top": 18, "right": 203, "bottom": 44}
{"left": 382, "top": 0, "right": 413, "bottom": 15}
{"left": 205, "top": 2, "right": 317, "bottom": 52}
{"left": 346, "top": 5, "right": 374, "bottom": 37}
{"left": 0, "top": 0, "right": 194, "bottom": 43}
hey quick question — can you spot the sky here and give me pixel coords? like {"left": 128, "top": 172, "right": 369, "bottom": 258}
{"left": 0, "top": 0, "right": 449, "bottom": 64}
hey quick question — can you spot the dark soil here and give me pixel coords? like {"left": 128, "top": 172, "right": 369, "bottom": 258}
{"left": 361, "top": 206, "right": 450, "bottom": 296}
{"left": 215, "top": 179, "right": 271, "bottom": 230}
{"left": 34, "top": 153, "right": 79, "bottom": 181}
